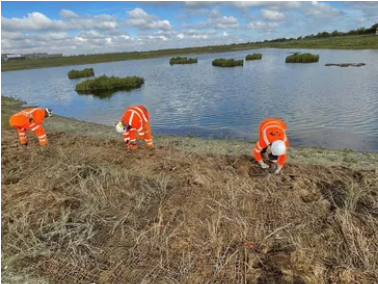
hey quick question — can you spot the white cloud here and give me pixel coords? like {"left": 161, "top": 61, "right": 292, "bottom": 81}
{"left": 185, "top": 9, "right": 239, "bottom": 30}
{"left": 261, "top": 9, "right": 285, "bottom": 20}
{"left": 60, "top": 9, "right": 78, "bottom": 18}
{"left": 2, "top": 13, "right": 65, "bottom": 31}
{"left": 303, "top": 1, "right": 342, "bottom": 18}
{"left": 177, "top": 33, "right": 184, "bottom": 39}
{"left": 248, "top": 21, "right": 278, "bottom": 30}
{"left": 1, "top": 11, "right": 117, "bottom": 31}
{"left": 222, "top": 32, "right": 229, "bottom": 37}
{"left": 125, "top": 8, "right": 172, "bottom": 31}
{"left": 184, "top": 1, "right": 219, "bottom": 9}
{"left": 77, "top": 30, "right": 106, "bottom": 40}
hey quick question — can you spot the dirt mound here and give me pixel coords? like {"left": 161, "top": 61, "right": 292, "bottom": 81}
{"left": 2, "top": 130, "right": 378, "bottom": 284}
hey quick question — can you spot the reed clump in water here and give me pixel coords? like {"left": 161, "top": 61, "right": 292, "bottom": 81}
{"left": 245, "top": 53, "right": 262, "bottom": 60}
{"left": 286, "top": 53, "right": 319, "bottom": 63}
{"left": 68, "top": 68, "right": 95, "bottom": 79}
{"left": 75, "top": 75, "right": 144, "bottom": 94}
{"left": 169, "top": 57, "right": 198, "bottom": 65}
{"left": 212, "top": 58, "right": 243, "bottom": 67}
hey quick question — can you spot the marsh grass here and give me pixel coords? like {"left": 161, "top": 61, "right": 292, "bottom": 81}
{"left": 75, "top": 75, "right": 144, "bottom": 94}
{"left": 169, "top": 57, "right": 198, "bottom": 65}
{"left": 286, "top": 53, "right": 319, "bottom": 63}
{"left": 2, "top": 136, "right": 378, "bottom": 284}
{"left": 212, "top": 58, "right": 243, "bottom": 67}
{"left": 245, "top": 53, "right": 262, "bottom": 60}
{"left": 67, "top": 68, "right": 95, "bottom": 79}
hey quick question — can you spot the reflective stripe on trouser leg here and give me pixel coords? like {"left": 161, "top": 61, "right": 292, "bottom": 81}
{"left": 17, "top": 127, "right": 28, "bottom": 144}
{"left": 144, "top": 123, "right": 153, "bottom": 146}
{"left": 33, "top": 125, "right": 48, "bottom": 146}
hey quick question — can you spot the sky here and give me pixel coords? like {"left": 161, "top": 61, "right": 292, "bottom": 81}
{"left": 1, "top": 1, "right": 377, "bottom": 55}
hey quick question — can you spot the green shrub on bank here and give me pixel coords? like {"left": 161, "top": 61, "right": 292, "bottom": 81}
{"left": 75, "top": 75, "right": 144, "bottom": 94}
{"left": 245, "top": 53, "right": 262, "bottom": 60}
{"left": 212, "top": 58, "right": 243, "bottom": 67}
{"left": 285, "top": 53, "right": 319, "bottom": 63}
{"left": 68, "top": 68, "right": 95, "bottom": 79}
{"left": 169, "top": 57, "right": 198, "bottom": 65}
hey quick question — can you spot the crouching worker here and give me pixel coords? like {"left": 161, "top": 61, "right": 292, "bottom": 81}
{"left": 115, "top": 105, "right": 154, "bottom": 150}
{"left": 253, "top": 118, "right": 289, "bottom": 174}
{"left": 9, "top": 108, "right": 52, "bottom": 147}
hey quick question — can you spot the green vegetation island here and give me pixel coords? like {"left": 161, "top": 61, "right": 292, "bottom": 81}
{"left": 67, "top": 68, "right": 95, "bottom": 79}
{"left": 245, "top": 53, "right": 262, "bottom": 60}
{"left": 212, "top": 58, "right": 243, "bottom": 67}
{"left": 2, "top": 33, "right": 377, "bottom": 72}
{"left": 2, "top": 95, "right": 378, "bottom": 283}
{"left": 286, "top": 53, "right": 319, "bottom": 63}
{"left": 75, "top": 75, "right": 144, "bottom": 94}
{"left": 169, "top": 56, "right": 198, "bottom": 65}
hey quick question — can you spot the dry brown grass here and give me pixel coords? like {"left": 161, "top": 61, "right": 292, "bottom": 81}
{"left": 2, "top": 128, "right": 378, "bottom": 284}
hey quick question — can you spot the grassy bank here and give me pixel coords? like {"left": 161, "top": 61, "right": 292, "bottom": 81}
{"left": 2, "top": 96, "right": 378, "bottom": 284}
{"left": 2, "top": 35, "right": 377, "bottom": 72}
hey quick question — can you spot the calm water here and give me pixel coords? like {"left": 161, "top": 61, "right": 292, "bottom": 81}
{"left": 2, "top": 48, "right": 378, "bottom": 152}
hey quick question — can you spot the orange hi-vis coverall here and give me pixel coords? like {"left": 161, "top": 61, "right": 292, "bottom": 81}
{"left": 253, "top": 118, "right": 289, "bottom": 168}
{"left": 9, "top": 108, "right": 48, "bottom": 146}
{"left": 120, "top": 105, "right": 153, "bottom": 150}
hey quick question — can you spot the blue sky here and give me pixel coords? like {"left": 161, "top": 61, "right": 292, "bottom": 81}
{"left": 1, "top": 1, "right": 377, "bottom": 55}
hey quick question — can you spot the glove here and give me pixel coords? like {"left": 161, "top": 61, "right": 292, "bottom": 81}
{"left": 22, "top": 142, "right": 28, "bottom": 147}
{"left": 125, "top": 139, "right": 130, "bottom": 146}
{"left": 129, "top": 140, "right": 138, "bottom": 150}
{"left": 275, "top": 166, "right": 282, "bottom": 174}
{"left": 259, "top": 161, "right": 269, "bottom": 169}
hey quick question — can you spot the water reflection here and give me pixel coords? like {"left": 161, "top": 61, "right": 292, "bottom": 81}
{"left": 2, "top": 48, "right": 378, "bottom": 152}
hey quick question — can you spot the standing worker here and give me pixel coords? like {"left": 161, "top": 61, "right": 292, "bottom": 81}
{"left": 253, "top": 118, "right": 289, "bottom": 174}
{"left": 115, "top": 105, "right": 154, "bottom": 150}
{"left": 9, "top": 108, "right": 53, "bottom": 147}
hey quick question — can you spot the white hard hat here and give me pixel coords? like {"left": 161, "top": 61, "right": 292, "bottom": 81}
{"left": 271, "top": 140, "right": 286, "bottom": 156}
{"left": 45, "top": 108, "right": 53, "bottom": 117}
{"left": 115, "top": 121, "right": 126, "bottom": 134}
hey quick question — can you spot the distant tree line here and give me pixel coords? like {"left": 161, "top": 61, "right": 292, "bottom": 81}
{"left": 259, "top": 23, "right": 378, "bottom": 43}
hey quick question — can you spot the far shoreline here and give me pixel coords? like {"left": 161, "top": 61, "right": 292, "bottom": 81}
{"left": 2, "top": 34, "right": 377, "bottom": 72}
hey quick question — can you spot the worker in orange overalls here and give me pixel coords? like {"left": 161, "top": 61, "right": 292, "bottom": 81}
{"left": 9, "top": 108, "right": 52, "bottom": 147}
{"left": 115, "top": 105, "right": 154, "bottom": 150}
{"left": 253, "top": 118, "right": 289, "bottom": 174}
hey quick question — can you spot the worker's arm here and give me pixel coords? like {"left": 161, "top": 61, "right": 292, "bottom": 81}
{"left": 122, "top": 131, "right": 130, "bottom": 145}
{"left": 275, "top": 154, "right": 287, "bottom": 174}
{"left": 253, "top": 140, "right": 269, "bottom": 168}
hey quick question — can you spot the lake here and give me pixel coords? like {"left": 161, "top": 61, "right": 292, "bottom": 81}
{"left": 2, "top": 48, "right": 378, "bottom": 152}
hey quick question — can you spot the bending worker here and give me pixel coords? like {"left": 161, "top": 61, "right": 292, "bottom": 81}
{"left": 9, "top": 108, "right": 52, "bottom": 146}
{"left": 115, "top": 105, "right": 154, "bottom": 150}
{"left": 253, "top": 118, "right": 289, "bottom": 174}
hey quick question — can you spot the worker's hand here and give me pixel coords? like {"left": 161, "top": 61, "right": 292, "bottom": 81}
{"left": 125, "top": 139, "right": 130, "bottom": 146}
{"left": 274, "top": 166, "right": 282, "bottom": 174}
{"left": 129, "top": 140, "right": 138, "bottom": 150}
{"left": 22, "top": 142, "right": 28, "bottom": 147}
{"left": 259, "top": 161, "right": 269, "bottom": 169}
